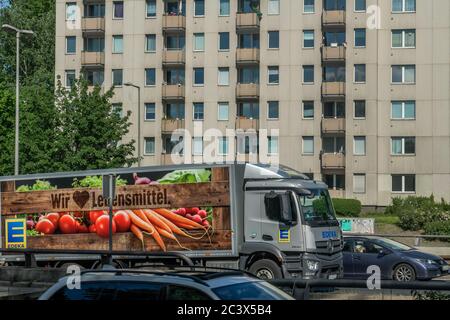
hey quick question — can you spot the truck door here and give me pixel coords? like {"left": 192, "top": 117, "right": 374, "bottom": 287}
{"left": 244, "top": 191, "right": 262, "bottom": 243}
{"left": 260, "top": 191, "right": 303, "bottom": 251}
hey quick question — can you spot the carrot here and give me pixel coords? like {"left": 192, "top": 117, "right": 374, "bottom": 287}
{"left": 132, "top": 209, "right": 152, "bottom": 225}
{"left": 153, "top": 211, "right": 202, "bottom": 238}
{"left": 155, "top": 226, "right": 190, "bottom": 251}
{"left": 130, "top": 224, "right": 145, "bottom": 251}
{"left": 153, "top": 208, "right": 204, "bottom": 229}
{"left": 142, "top": 209, "right": 172, "bottom": 233}
{"left": 143, "top": 226, "right": 166, "bottom": 252}
{"left": 125, "top": 210, "right": 155, "bottom": 234}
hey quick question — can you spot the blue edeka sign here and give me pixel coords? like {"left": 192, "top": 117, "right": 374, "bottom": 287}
{"left": 5, "top": 219, "right": 27, "bottom": 249}
{"left": 279, "top": 229, "right": 290, "bottom": 243}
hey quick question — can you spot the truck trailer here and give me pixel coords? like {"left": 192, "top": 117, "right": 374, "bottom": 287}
{"left": 0, "top": 163, "right": 343, "bottom": 280}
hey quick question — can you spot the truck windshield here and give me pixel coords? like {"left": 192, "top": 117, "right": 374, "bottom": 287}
{"left": 297, "top": 189, "right": 337, "bottom": 224}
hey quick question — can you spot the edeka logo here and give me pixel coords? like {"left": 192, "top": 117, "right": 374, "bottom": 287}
{"left": 5, "top": 219, "right": 27, "bottom": 249}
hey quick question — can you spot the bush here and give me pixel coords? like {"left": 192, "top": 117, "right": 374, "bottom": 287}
{"left": 332, "top": 199, "right": 362, "bottom": 217}
{"left": 424, "top": 221, "right": 450, "bottom": 239}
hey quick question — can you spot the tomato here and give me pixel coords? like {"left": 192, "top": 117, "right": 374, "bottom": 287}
{"left": 95, "top": 215, "right": 116, "bottom": 238}
{"left": 197, "top": 210, "right": 207, "bottom": 219}
{"left": 89, "top": 210, "right": 106, "bottom": 224}
{"left": 89, "top": 224, "right": 97, "bottom": 233}
{"left": 58, "top": 212, "right": 69, "bottom": 217}
{"left": 35, "top": 219, "right": 56, "bottom": 235}
{"left": 46, "top": 213, "right": 60, "bottom": 229}
{"left": 113, "top": 211, "right": 131, "bottom": 233}
{"left": 76, "top": 221, "right": 89, "bottom": 233}
{"left": 72, "top": 211, "right": 84, "bottom": 218}
{"left": 59, "top": 215, "right": 78, "bottom": 234}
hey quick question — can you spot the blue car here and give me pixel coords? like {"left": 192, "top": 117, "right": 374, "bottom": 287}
{"left": 343, "top": 236, "right": 450, "bottom": 282}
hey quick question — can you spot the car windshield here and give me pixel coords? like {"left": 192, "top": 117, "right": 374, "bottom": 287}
{"left": 297, "top": 189, "right": 337, "bottom": 224}
{"left": 212, "top": 281, "right": 293, "bottom": 300}
{"left": 373, "top": 238, "right": 412, "bottom": 251}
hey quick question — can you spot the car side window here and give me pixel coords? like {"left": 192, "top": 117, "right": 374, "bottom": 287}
{"left": 166, "top": 285, "right": 212, "bottom": 301}
{"left": 364, "top": 241, "right": 384, "bottom": 254}
{"left": 343, "top": 240, "right": 353, "bottom": 252}
{"left": 353, "top": 240, "right": 366, "bottom": 254}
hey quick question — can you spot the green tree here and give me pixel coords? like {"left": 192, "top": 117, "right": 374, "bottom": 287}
{"left": 54, "top": 77, "right": 138, "bottom": 171}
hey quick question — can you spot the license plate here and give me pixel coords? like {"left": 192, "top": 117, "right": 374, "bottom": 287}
{"left": 328, "top": 274, "right": 337, "bottom": 280}
{"left": 442, "top": 265, "right": 449, "bottom": 271}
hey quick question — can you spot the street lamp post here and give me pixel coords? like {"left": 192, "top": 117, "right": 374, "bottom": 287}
{"left": 124, "top": 83, "right": 142, "bottom": 167}
{"left": 2, "top": 24, "right": 34, "bottom": 176}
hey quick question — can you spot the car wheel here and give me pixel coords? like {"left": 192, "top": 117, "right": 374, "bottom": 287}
{"left": 393, "top": 264, "right": 416, "bottom": 282}
{"left": 249, "top": 259, "right": 283, "bottom": 280}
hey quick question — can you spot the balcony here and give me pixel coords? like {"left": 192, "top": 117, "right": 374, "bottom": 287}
{"left": 162, "top": 14, "right": 186, "bottom": 32}
{"left": 81, "top": 17, "right": 105, "bottom": 35}
{"left": 81, "top": 52, "right": 105, "bottom": 67}
{"left": 322, "top": 46, "right": 346, "bottom": 62}
{"left": 328, "top": 189, "right": 345, "bottom": 198}
{"left": 322, "top": 82, "right": 346, "bottom": 97}
{"left": 161, "top": 118, "right": 185, "bottom": 133}
{"left": 236, "top": 13, "right": 260, "bottom": 32}
{"left": 162, "top": 50, "right": 185, "bottom": 66}
{"left": 236, "top": 117, "right": 259, "bottom": 131}
{"left": 162, "top": 84, "right": 185, "bottom": 101}
{"left": 322, "top": 10, "right": 346, "bottom": 26}
{"left": 322, "top": 118, "right": 346, "bottom": 134}
{"left": 236, "top": 48, "right": 260, "bottom": 65}
{"left": 321, "top": 153, "right": 346, "bottom": 169}
{"left": 236, "top": 83, "right": 259, "bottom": 100}
{"left": 161, "top": 153, "right": 184, "bottom": 165}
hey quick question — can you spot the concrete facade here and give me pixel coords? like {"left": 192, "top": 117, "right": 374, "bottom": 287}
{"left": 55, "top": 0, "right": 450, "bottom": 207}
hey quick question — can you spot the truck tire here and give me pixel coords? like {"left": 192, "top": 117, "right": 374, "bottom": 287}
{"left": 249, "top": 259, "right": 283, "bottom": 280}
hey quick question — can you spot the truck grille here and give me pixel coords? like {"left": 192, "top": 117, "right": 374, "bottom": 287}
{"left": 315, "top": 239, "right": 342, "bottom": 254}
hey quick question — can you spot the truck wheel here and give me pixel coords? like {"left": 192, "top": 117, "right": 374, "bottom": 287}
{"left": 249, "top": 259, "right": 282, "bottom": 280}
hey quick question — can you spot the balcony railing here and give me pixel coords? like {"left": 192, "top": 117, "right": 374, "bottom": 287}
{"left": 236, "top": 13, "right": 260, "bottom": 31}
{"left": 321, "top": 153, "right": 346, "bottom": 169}
{"left": 322, "top": 118, "right": 346, "bottom": 133}
{"left": 81, "top": 52, "right": 105, "bottom": 67}
{"left": 81, "top": 17, "right": 105, "bottom": 34}
{"left": 162, "top": 50, "right": 186, "bottom": 66}
{"left": 322, "top": 10, "right": 346, "bottom": 26}
{"left": 322, "top": 46, "right": 346, "bottom": 61}
{"left": 236, "top": 48, "right": 260, "bottom": 65}
{"left": 236, "top": 117, "right": 259, "bottom": 131}
{"left": 161, "top": 118, "right": 185, "bottom": 133}
{"left": 162, "top": 14, "right": 186, "bottom": 32}
{"left": 162, "top": 84, "right": 185, "bottom": 101}
{"left": 236, "top": 83, "right": 259, "bottom": 100}
{"left": 328, "top": 189, "right": 346, "bottom": 198}
{"left": 322, "top": 82, "right": 346, "bottom": 97}
{"left": 161, "top": 153, "right": 184, "bottom": 165}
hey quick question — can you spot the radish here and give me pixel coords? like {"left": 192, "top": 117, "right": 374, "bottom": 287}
{"left": 198, "top": 210, "right": 207, "bottom": 219}
{"left": 133, "top": 173, "right": 152, "bottom": 185}
{"left": 192, "top": 215, "right": 202, "bottom": 224}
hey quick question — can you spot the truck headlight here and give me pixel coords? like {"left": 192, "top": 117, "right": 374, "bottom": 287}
{"left": 305, "top": 260, "right": 319, "bottom": 271}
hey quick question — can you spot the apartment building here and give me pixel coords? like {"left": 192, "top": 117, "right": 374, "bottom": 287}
{"left": 55, "top": 0, "right": 450, "bottom": 208}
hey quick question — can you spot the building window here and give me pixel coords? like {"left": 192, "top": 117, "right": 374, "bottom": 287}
{"left": 354, "top": 28, "right": 366, "bottom": 47}
{"left": 65, "top": 70, "right": 76, "bottom": 87}
{"left": 268, "top": 31, "right": 279, "bottom": 49}
{"left": 84, "top": 37, "right": 105, "bottom": 52}
{"left": 145, "top": 34, "right": 156, "bottom": 52}
{"left": 354, "top": 0, "right": 366, "bottom": 11}
{"left": 323, "top": 136, "right": 345, "bottom": 153}
{"left": 324, "top": 174, "right": 345, "bottom": 190}
{"left": 145, "top": 103, "right": 156, "bottom": 120}
{"left": 302, "top": 136, "right": 314, "bottom": 155}
{"left": 144, "top": 137, "right": 155, "bottom": 155}
{"left": 113, "top": 1, "right": 124, "bottom": 19}
{"left": 303, "top": 30, "right": 314, "bottom": 48}
{"left": 66, "top": 2, "right": 77, "bottom": 21}
{"left": 194, "top": 0, "right": 205, "bottom": 16}
{"left": 392, "top": 29, "right": 416, "bottom": 48}
{"left": 164, "top": 103, "right": 185, "bottom": 120}
{"left": 66, "top": 36, "right": 76, "bottom": 54}
{"left": 218, "top": 102, "right": 229, "bottom": 120}
{"left": 303, "top": 101, "right": 314, "bottom": 119}
{"left": 112, "top": 103, "right": 123, "bottom": 118}
{"left": 324, "top": 101, "right": 345, "bottom": 118}
{"left": 219, "top": 32, "right": 230, "bottom": 51}
{"left": 392, "top": 0, "right": 416, "bottom": 13}
{"left": 238, "top": 102, "right": 259, "bottom": 119}
{"left": 303, "top": 65, "right": 314, "bottom": 83}
{"left": 193, "top": 68, "right": 204, "bottom": 86}
{"left": 218, "top": 68, "right": 229, "bottom": 85}
{"left": 268, "top": 136, "right": 279, "bottom": 155}
{"left": 392, "top": 175, "right": 415, "bottom": 193}
{"left": 146, "top": 0, "right": 156, "bottom": 17}
{"left": 268, "top": 66, "right": 279, "bottom": 84}
{"left": 268, "top": 0, "right": 280, "bottom": 15}
{"left": 145, "top": 68, "right": 156, "bottom": 86}
{"left": 391, "top": 137, "right": 416, "bottom": 155}
{"left": 193, "top": 103, "right": 204, "bottom": 120}
{"left": 304, "top": 0, "right": 315, "bottom": 13}
{"left": 268, "top": 101, "right": 279, "bottom": 119}
{"left": 391, "top": 101, "right": 415, "bottom": 119}
{"left": 112, "top": 69, "right": 123, "bottom": 86}
{"left": 354, "top": 64, "right": 366, "bottom": 83}
{"left": 354, "top": 100, "right": 366, "bottom": 119}
{"left": 392, "top": 65, "right": 415, "bottom": 83}
{"left": 193, "top": 137, "right": 203, "bottom": 155}
{"left": 219, "top": 0, "right": 230, "bottom": 16}
{"left": 112, "top": 35, "right": 123, "bottom": 53}
{"left": 85, "top": 70, "right": 104, "bottom": 86}
{"left": 353, "top": 174, "right": 366, "bottom": 193}
{"left": 218, "top": 137, "right": 228, "bottom": 155}
{"left": 354, "top": 136, "right": 366, "bottom": 155}
{"left": 194, "top": 33, "right": 205, "bottom": 51}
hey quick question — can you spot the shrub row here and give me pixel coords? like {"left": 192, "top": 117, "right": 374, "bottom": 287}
{"left": 332, "top": 198, "right": 362, "bottom": 217}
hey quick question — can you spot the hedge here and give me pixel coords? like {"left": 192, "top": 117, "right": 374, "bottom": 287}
{"left": 332, "top": 198, "right": 362, "bottom": 217}
{"left": 423, "top": 221, "right": 450, "bottom": 242}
